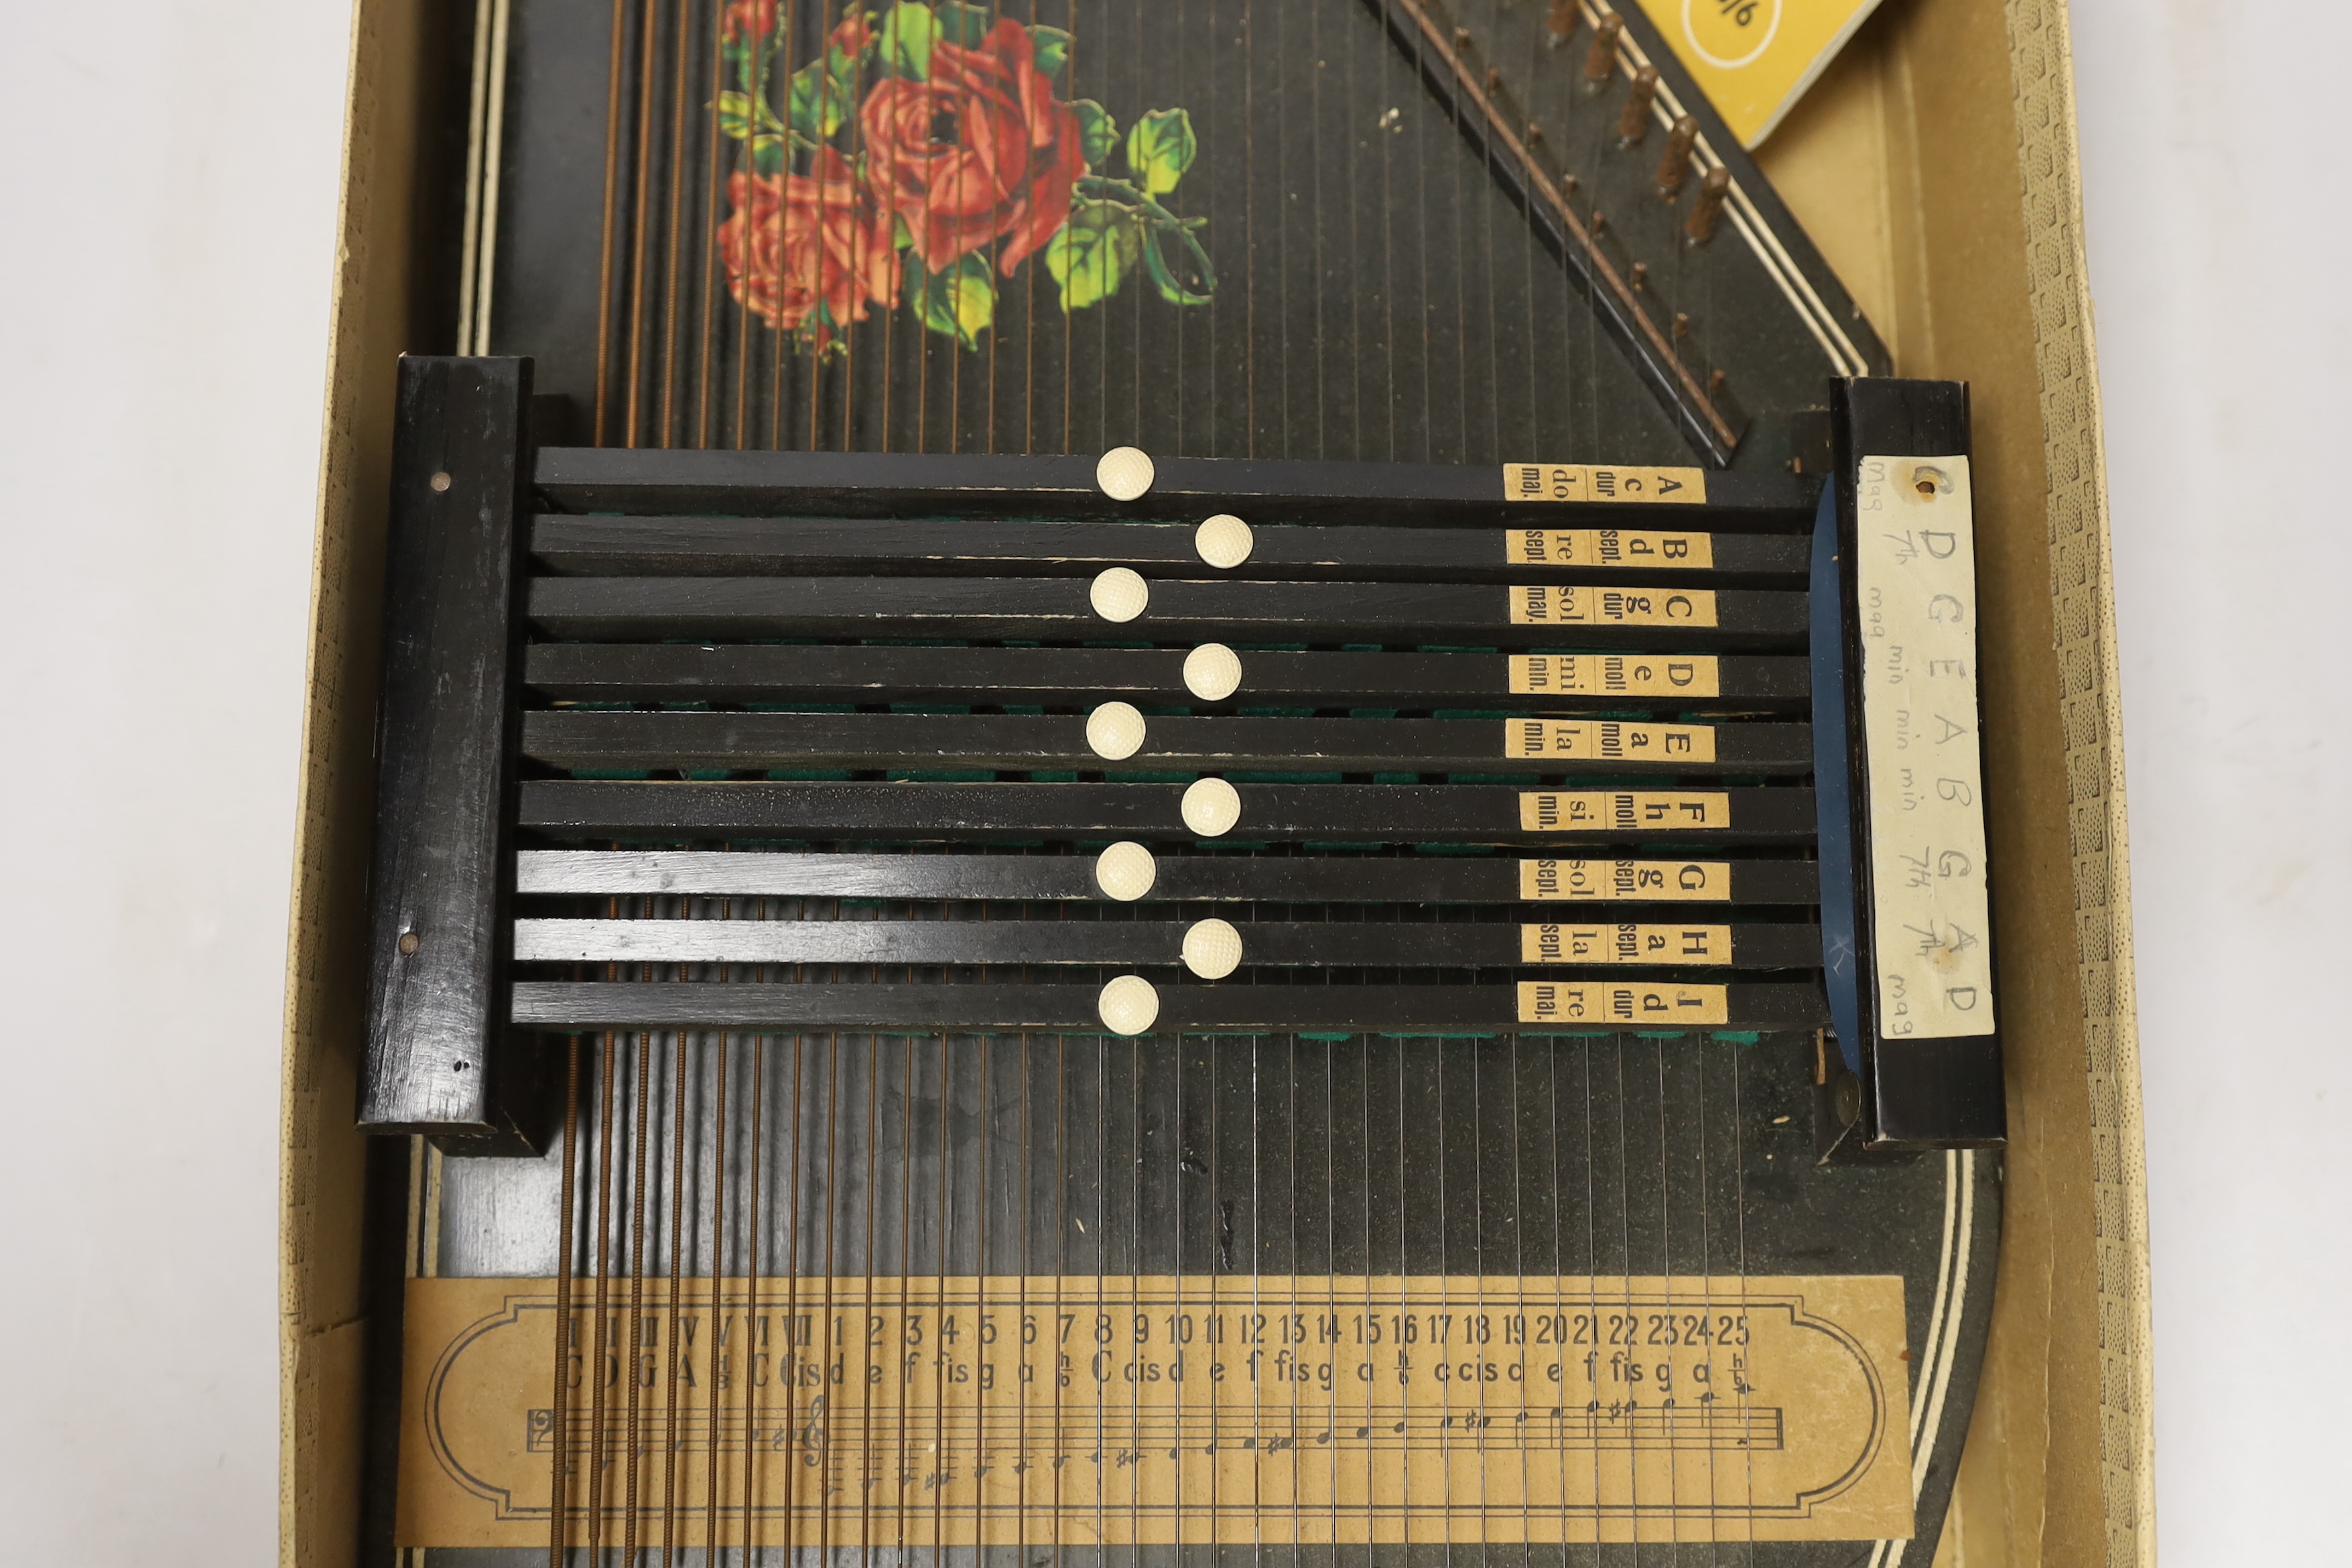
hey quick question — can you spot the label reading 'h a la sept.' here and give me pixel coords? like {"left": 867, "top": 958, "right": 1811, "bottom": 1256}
{"left": 1520, "top": 923, "right": 1734, "bottom": 964}
{"left": 1509, "top": 584, "right": 1718, "bottom": 627}
{"left": 1503, "top": 462, "right": 1708, "bottom": 505}
{"left": 1856, "top": 454, "right": 1996, "bottom": 1041}
{"left": 1510, "top": 654, "right": 1721, "bottom": 699}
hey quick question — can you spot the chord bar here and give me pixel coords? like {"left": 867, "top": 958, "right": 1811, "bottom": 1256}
{"left": 508, "top": 979, "right": 1829, "bottom": 1033}
{"left": 528, "top": 514, "right": 1805, "bottom": 582}
{"left": 523, "top": 643, "right": 1811, "bottom": 711}
{"left": 511, "top": 917, "right": 1823, "bottom": 970}
{"left": 519, "top": 712, "right": 1811, "bottom": 776}
{"left": 513, "top": 850, "right": 1821, "bottom": 905}
{"left": 517, "top": 780, "right": 1817, "bottom": 845}
{"left": 526, "top": 576, "right": 1805, "bottom": 648}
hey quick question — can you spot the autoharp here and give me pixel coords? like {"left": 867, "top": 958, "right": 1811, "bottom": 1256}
{"left": 357, "top": 1, "right": 2021, "bottom": 1559}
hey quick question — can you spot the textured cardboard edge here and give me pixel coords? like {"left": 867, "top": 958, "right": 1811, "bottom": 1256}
{"left": 281, "top": 0, "right": 426, "bottom": 1563}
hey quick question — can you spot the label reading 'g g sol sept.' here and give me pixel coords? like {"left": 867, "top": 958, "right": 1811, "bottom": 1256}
{"left": 1520, "top": 924, "right": 1734, "bottom": 964}
{"left": 1516, "top": 981, "right": 1730, "bottom": 1025}
{"left": 1509, "top": 584, "right": 1717, "bottom": 627}
{"left": 1518, "top": 858, "right": 1734, "bottom": 901}
{"left": 1503, "top": 529, "right": 1715, "bottom": 568}
{"left": 1518, "top": 792, "right": 1732, "bottom": 832}
{"left": 1510, "top": 654, "right": 1721, "bottom": 699}
{"left": 1503, "top": 720, "right": 1715, "bottom": 764}
{"left": 1503, "top": 462, "right": 1708, "bottom": 505}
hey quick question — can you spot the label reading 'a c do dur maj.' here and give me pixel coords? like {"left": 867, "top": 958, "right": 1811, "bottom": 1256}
{"left": 1855, "top": 454, "right": 1996, "bottom": 1039}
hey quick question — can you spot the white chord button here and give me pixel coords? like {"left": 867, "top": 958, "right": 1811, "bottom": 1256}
{"left": 1089, "top": 566, "right": 1149, "bottom": 623}
{"left": 1098, "top": 974, "right": 1161, "bottom": 1035}
{"left": 1182, "top": 643, "right": 1243, "bottom": 702}
{"left": 1096, "top": 447, "right": 1156, "bottom": 501}
{"left": 1180, "top": 777, "right": 1242, "bottom": 838}
{"left": 1086, "top": 702, "right": 1148, "bottom": 761}
{"left": 1094, "top": 841, "right": 1157, "bottom": 901}
{"left": 1195, "top": 513, "right": 1254, "bottom": 568}
{"left": 1182, "top": 918, "right": 1244, "bottom": 980}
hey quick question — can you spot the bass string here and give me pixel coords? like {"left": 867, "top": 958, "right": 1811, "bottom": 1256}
{"left": 592, "top": 0, "right": 630, "bottom": 444}
{"left": 656, "top": 0, "right": 694, "bottom": 448}
{"left": 545, "top": 1035, "right": 580, "bottom": 1568}
{"left": 622, "top": 0, "right": 663, "bottom": 448}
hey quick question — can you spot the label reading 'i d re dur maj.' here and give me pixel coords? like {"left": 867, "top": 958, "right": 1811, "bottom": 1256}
{"left": 1855, "top": 455, "right": 1996, "bottom": 1039}
{"left": 399, "top": 1273, "right": 1911, "bottom": 1547}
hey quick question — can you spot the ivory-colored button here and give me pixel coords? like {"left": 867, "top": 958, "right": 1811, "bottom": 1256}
{"left": 1195, "top": 513, "right": 1254, "bottom": 568}
{"left": 1094, "top": 841, "right": 1157, "bottom": 901}
{"left": 1098, "top": 974, "right": 1161, "bottom": 1035}
{"left": 1182, "top": 642, "right": 1243, "bottom": 702}
{"left": 1086, "top": 702, "right": 1147, "bottom": 761}
{"left": 1182, "top": 918, "right": 1244, "bottom": 980}
{"left": 1181, "top": 776, "right": 1242, "bottom": 838}
{"left": 1089, "top": 566, "right": 1149, "bottom": 623}
{"left": 1096, "top": 446, "right": 1156, "bottom": 501}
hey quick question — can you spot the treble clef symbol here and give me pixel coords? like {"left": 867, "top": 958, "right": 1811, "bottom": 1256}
{"left": 801, "top": 1393, "right": 828, "bottom": 1467}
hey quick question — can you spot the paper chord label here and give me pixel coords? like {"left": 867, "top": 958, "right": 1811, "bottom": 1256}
{"left": 1503, "top": 462, "right": 1708, "bottom": 505}
{"left": 1856, "top": 454, "right": 1996, "bottom": 1040}
{"left": 1510, "top": 654, "right": 1720, "bottom": 699}
{"left": 1508, "top": 584, "right": 1717, "bottom": 627}
{"left": 1518, "top": 792, "right": 1732, "bottom": 832}
{"left": 1519, "top": 859, "right": 1733, "bottom": 901}
{"left": 1504, "top": 720, "right": 1716, "bottom": 764}
{"left": 1516, "top": 982, "right": 1731, "bottom": 1025}
{"left": 1503, "top": 528, "right": 1716, "bottom": 568}
{"left": 397, "top": 1271, "right": 1910, "bottom": 1547}
{"left": 1520, "top": 924, "right": 1734, "bottom": 965}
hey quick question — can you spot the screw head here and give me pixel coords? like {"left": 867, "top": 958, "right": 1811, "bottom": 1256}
{"left": 398, "top": 931, "right": 420, "bottom": 956}
{"left": 428, "top": 471, "right": 452, "bottom": 493}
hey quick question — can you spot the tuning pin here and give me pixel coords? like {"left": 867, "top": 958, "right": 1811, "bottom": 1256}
{"left": 1686, "top": 166, "right": 1730, "bottom": 244}
{"left": 1584, "top": 13, "right": 1623, "bottom": 85}
{"left": 1617, "top": 64, "right": 1659, "bottom": 143}
{"left": 1487, "top": 66, "right": 1504, "bottom": 92}
{"left": 1547, "top": 0, "right": 1577, "bottom": 46}
{"left": 1656, "top": 114, "right": 1698, "bottom": 196}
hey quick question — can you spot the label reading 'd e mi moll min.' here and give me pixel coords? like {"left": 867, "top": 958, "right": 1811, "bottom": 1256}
{"left": 399, "top": 1272, "right": 1912, "bottom": 1548}
{"left": 1855, "top": 454, "right": 1996, "bottom": 1040}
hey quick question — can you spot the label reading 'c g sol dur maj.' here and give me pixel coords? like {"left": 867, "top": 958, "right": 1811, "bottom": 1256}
{"left": 398, "top": 1272, "right": 1911, "bottom": 1548}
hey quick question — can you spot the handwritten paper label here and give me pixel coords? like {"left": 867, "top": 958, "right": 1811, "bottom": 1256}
{"left": 1510, "top": 654, "right": 1721, "bottom": 699}
{"left": 1856, "top": 455, "right": 1996, "bottom": 1039}
{"left": 1509, "top": 585, "right": 1718, "bottom": 627}
{"left": 1517, "top": 792, "right": 1732, "bottom": 833}
{"left": 1520, "top": 924, "right": 1734, "bottom": 965}
{"left": 1503, "top": 720, "right": 1717, "bottom": 764}
{"left": 1518, "top": 859, "right": 1734, "bottom": 901}
{"left": 1504, "top": 529, "right": 1716, "bottom": 568}
{"left": 1503, "top": 463, "right": 1708, "bottom": 505}
{"left": 398, "top": 1272, "right": 1909, "bottom": 1547}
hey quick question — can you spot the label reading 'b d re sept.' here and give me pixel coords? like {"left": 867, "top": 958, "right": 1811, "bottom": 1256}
{"left": 1509, "top": 585, "right": 1717, "bottom": 627}
{"left": 1503, "top": 720, "right": 1715, "bottom": 764}
{"left": 1510, "top": 654, "right": 1720, "bottom": 698}
{"left": 1502, "top": 462, "right": 1708, "bottom": 505}
{"left": 1518, "top": 792, "right": 1732, "bottom": 832}
{"left": 1518, "top": 859, "right": 1734, "bottom": 901}
{"left": 1503, "top": 529, "right": 1715, "bottom": 568}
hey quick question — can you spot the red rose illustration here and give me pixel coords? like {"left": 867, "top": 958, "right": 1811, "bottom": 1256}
{"left": 717, "top": 149, "right": 899, "bottom": 344}
{"left": 860, "top": 18, "right": 1086, "bottom": 275}
{"left": 720, "top": 0, "right": 775, "bottom": 44}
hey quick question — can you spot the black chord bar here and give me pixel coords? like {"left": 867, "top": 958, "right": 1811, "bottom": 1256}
{"left": 514, "top": 849, "right": 1821, "bottom": 905}
{"left": 519, "top": 711, "right": 1811, "bottom": 776}
{"left": 527, "top": 575, "right": 1805, "bottom": 648}
{"left": 529, "top": 515, "right": 1806, "bottom": 583}
{"left": 508, "top": 979, "right": 1830, "bottom": 1033}
{"left": 522, "top": 644, "right": 1811, "bottom": 712}
{"left": 511, "top": 917, "right": 1823, "bottom": 970}
{"left": 517, "top": 779, "right": 1817, "bottom": 845}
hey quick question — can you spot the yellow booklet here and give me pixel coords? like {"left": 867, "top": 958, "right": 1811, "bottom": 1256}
{"left": 1631, "top": 0, "right": 1886, "bottom": 148}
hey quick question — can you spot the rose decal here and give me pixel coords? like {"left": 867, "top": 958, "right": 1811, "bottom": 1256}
{"left": 716, "top": 0, "right": 1214, "bottom": 352}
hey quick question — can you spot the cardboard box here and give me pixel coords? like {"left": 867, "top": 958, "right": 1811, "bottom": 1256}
{"left": 276, "top": 1, "right": 2150, "bottom": 1561}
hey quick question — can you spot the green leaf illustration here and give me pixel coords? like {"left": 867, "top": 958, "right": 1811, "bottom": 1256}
{"left": 1029, "top": 25, "right": 1072, "bottom": 78}
{"left": 1140, "top": 228, "right": 1212, "bottom": 306}
{"left": 878, "top": 1, "right": 936, "bottom": 79}
{"left": 935, "top": 1, "right": 994, "bottom": 48}
{"left": 893, "top": 214, "right": 915, "bottom": 251}
{"left": 1124, "top": 109, "right": 1197, "bottom": 196}
{"left": 750, "top": 131, "right": 787, "bottom": 175}
{"left": 906, "top": 251, "right": 997, "bottom": 348}
{"left": 717, "top": 90, "right": 755, "bottom": 141}
{"left": 1046, "top": 201, "right": 1144, "bottom": 312}
{"left": 1071, "top": 100, "right": 1119, "bottom": 170}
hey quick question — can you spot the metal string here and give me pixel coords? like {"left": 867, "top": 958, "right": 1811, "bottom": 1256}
{"left": 548, "top": 1037, "right": 582, "bottom": 1567}
{"left": 592, "top": 0, "right": 631, "bottom": 444}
